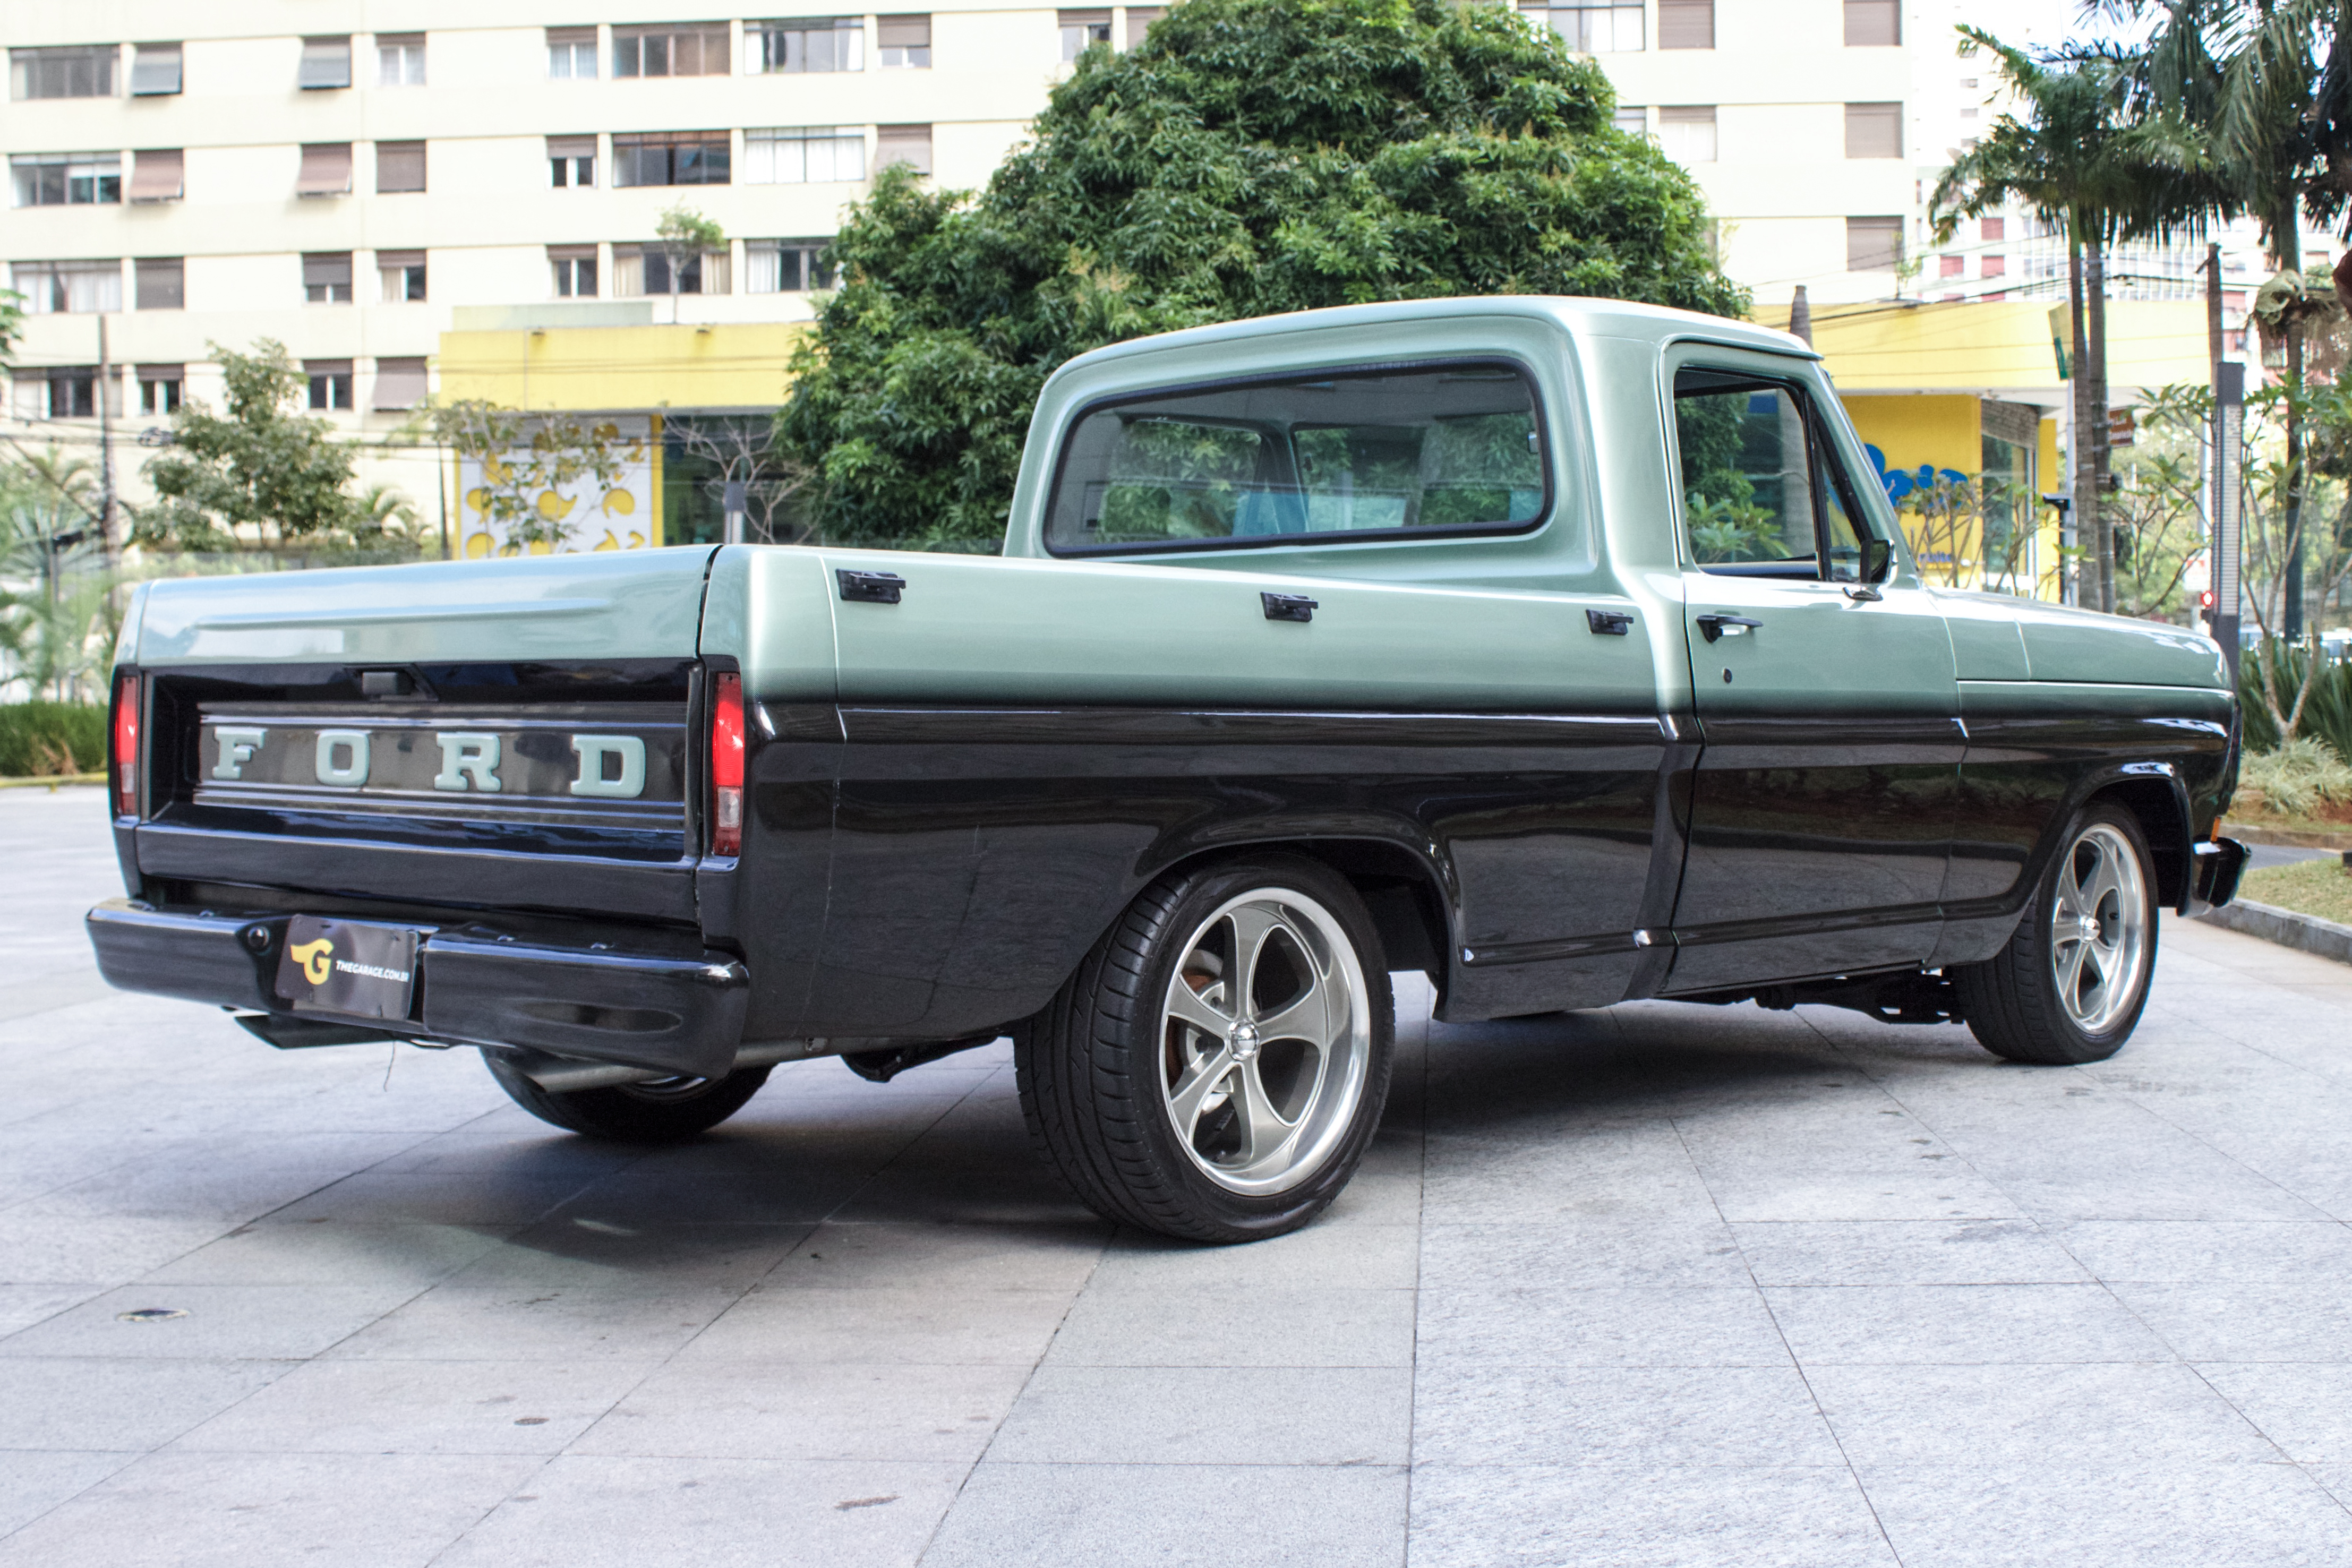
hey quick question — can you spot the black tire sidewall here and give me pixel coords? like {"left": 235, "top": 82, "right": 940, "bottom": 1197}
{"left": 1111, "top": 856, "right": 1394, "bottom": 1238}
{"left": 2023, "top": 802, "right": 2160, "bottom": 1059}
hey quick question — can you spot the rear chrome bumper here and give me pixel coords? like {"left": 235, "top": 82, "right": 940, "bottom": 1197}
{"left": 85, "top": 899, "right": 749, "bottom": 1078}
{"left": 2185, "top": 837, "right": 2250, "bottom": 916}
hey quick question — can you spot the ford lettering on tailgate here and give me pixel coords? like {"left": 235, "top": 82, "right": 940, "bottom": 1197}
{"left": 194, "top": 704, "right": 686, "bottom": 829}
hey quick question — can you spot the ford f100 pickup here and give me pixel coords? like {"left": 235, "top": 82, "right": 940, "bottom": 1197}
{"left": 88, "top": 298, "right": 2249, "bottom": 1241}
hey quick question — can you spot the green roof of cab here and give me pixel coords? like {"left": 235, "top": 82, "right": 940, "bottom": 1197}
{"left": 999, "top": 294, "right": 1827, "bottom": 594}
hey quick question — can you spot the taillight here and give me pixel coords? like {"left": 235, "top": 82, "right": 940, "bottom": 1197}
{"left": 710, "top": 671, "right": 745, "bottom": 856}
{"left": 111, "top": 671, "right": 141, "bottom": 819}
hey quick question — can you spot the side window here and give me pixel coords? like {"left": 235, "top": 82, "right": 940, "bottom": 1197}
{"left": 1673, "top": 366, "right": 1886, "bottom": 580}
{"left": 1046, "top": 363, "right": 1547, "bottom": 553}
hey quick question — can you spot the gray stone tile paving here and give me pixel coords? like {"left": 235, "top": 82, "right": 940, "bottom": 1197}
{"left": 8, "top": 782, "right": 2352, "bottom": 1563}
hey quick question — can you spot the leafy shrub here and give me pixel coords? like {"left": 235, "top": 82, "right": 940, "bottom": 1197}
{"left": 2237, "top": 736, "right": 2352, "bottom": 821}
{"left": 0, "top": 701, "right": 106, "bottom": 776}
{"left": 2238, "top": 641, "right": 2352, "bottom": 760}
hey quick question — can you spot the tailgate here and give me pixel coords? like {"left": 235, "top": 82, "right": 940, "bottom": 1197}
{"left": 122, "top": 550, "right": 722, "bottom": 921}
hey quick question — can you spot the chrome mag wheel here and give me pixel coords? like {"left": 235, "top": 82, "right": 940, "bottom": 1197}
{"left": 1157, "top": 888, "right": 1373, "bottom": 1196}
{"left": 2049, "top": 820, "right": 2152, "bottom": 1035}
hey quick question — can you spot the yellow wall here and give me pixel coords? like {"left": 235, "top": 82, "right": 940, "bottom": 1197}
{"left": 1842, "top": 395, "right": 1982, "bottom": 487}
{"left": 1760, "top": 298, "right": 2212, "bottom": 396}
{"left": 437, "top": 321, "right": 810, "bottom": 412}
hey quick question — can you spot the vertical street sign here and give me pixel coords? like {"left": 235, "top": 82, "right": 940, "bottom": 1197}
{"left": 2211, "top": 360, "right": 2244, "bottom": 680}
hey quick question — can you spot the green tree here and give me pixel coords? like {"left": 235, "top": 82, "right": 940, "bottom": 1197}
{"left": 778, "top": 0, "right": 1746, "bottom": 550}
{"left": 0, "top": 450, "right": 113, "bottom": 702}
{"left": 655, "top": 205, "right": 726, "bottom": 324}
{"left": 135, "top": 340, "right": 363, "bottom": 550}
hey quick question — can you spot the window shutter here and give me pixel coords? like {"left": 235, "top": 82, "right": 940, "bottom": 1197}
{"left": 303, "top": 252, "right": 354, "bottom": 290}
{"left": 376, "top": 141, "right": 426, "bottom": 193}
{"left": 134, "top": 257, "right": 184, "bottom": 310}
{"left": 131, "top": 43, "right": 181, "bottom": 95}
{"left": 299, "top": 36, "right": 352, "bottom": 89}
{"left": 548, "top": 135, "right": 596, "bottom": 160}
{"left": 1657, "top": 0, "right": 1713, "bottom": 49}
{"left": 1843, "top": 0, "right": 1899, "bottom": 46}
{"left": 878, "top": 15, "right": 930, "bottom": 48}
{"left": 296, "top": 142, "right": 353, "bottom": 196}
{"left": 1844, "top": 102, "right": 1902, "bottom": 159}
{"left": 1846, "top": 217, "right": 1902, "bottom": 272}
{"left": 1126, "top": 6, "right": 1165, "bottom": 45}
{"left": 373, "top": 357, "right": 428, "bottom": 410}
{"left": 129, "top": 148, "right": 183, "bottom": 202}
{"left": 876, "top": 124, "right": 933, "bottom": 175}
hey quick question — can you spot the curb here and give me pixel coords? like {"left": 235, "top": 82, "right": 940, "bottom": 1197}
{"left": 0, "top": 774, "right": 104, "bottom": 792}
{"left": 2196, "top": 898, "right": 2352, "bottom": 967}
{"left": 2225, "top": 822, "right": 2352, "bottom": 850}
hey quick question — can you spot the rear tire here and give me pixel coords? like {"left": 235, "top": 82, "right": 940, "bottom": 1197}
{"left": 483, "top": 1053, "right": 771, "bottom": 1142}
{"left": 1016, "top": 855, "right": 1393, "bottom": 1244}
{"left": 1953, "top": 800, "right": 2158, "bottom": 1066}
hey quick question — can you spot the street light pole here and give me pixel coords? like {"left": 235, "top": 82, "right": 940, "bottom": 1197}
{"left": 2212, "top": 359, "right": 2245, "bottom": 683}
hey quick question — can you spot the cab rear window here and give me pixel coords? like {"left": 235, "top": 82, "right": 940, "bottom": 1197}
{"left": 1044, "top": 361, "right": 1550, "bottom": 554}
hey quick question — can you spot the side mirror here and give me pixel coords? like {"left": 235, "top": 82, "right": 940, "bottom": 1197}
{"left": 1866, "top": 537, "right": 1894, "bottom": 583}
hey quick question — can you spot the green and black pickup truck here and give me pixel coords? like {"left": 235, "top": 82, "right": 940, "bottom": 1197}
{"left": 89, "top": 297, "right": 2246, "bottom": 1241}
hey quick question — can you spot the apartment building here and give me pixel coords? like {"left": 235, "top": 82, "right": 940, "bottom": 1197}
{"left": 1, "top": 2, "right": 1155, "bottom": 533}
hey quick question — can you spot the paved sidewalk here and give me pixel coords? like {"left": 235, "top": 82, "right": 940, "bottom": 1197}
{"left": 5, "top": 785, "right": 2352, "bottom": 1565}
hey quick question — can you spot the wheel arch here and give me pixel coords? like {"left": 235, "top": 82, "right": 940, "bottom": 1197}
{"left": 2082, "top": 766, "right": 2196, "bottom": 912}
{"left": 1139, "top": 835, "right": 1457, "bottom": 997}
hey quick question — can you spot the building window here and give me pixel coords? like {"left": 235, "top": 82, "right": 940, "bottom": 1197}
{"left": 879, "top": 15, "right": 931, "bottom": 67}
{"left": 24, "top": 368, "right": 100, "bottom": 419}
{"left": 11, "top": 153, "right": 121, "bottom": 207}
{"left": 11, "top": 46, "right": 117, "bottom": 100}
{"left": 377, "top": 141, "right": 427, "bottom": 193}
{"left": 744, "top": 126, "right": 866, "bottom": 183}
{"left": 129, "top": 148, "right": 183, "bottom": 202}
{"left": 1657, "top": 0, "right": 1713, "bottom": 49}
{"left": 1520, "top": 1, "right": 1644, "bottom": 53}
{"left": 1844, "top": 0, "right": 1899, "bottom": 46}
{"left": 1938, "top": 254, "right": 1963, "bottom": 279}
{"left": 1126, "top": 6, "right": 1164, "bottom": 46}
{"left": 379, "top": 250, "right": 426, "bottom": 302}
{"left": 612, "top": 132, "right": 731, "bottom": 186}
{"left": 1656, "top": 106, "right": 1716, "bottom": 164}
{"left": 1981, "top": 254, "right": 2006, "bottom": 279}
{"left": 13, "top": 260, "right": 122, "bottom": 314}
{"left": 138, "top": 365, "right": 183, "bottom": 415}
{"left": 1612, "top": 105, "right": 1646, "bottom": 135}
{"left": 135, "top": 256, "right": 184, "bottom": 310}
{"left": 876, "top": 124, "right": 933, "bottom": 175}
{"left": 550, "top": 136, "right": 597, "bottom": 187}
{"left": 304, "top": 252, "right": 354, "bottom": 303}
{"left": 306, "top": 360, "right": 355, "bottom": 411}
{"left": 300, "top": 37, "right": 353, "bottom": 90}
{"left": 747, "top": 237, "right": 837, "bottom": 292}
{"left": 613, "top": 23, "right": 730, "bottom": 78}
{"left": 297, "top": 142, "right": 353, "bottom": 197}
{"left": 1845, "top": 101, "right": 1902, "bottom": 158}
{"left": 130, "top": 43, "right": 182, "bottom": 96}
{"left": 374, "top": 357, "right": 428, "bottom": 410}
{"left": 617, "top": 243, "right": 730, "bottom": 296}
{"left": 1060, "top": 10, "right": 1111, "bottom": 59}
{"left": 549, "top": 27, "right": 600, "bottom": 78}
{"left": 550, "top": 245, "right": 600, "bottom": 297}
{"left": 755, "top": 17, "right": 863, "bottom": 72}
{"left": 378, "top": 33, "right": 426, "bottom": 85}
{"left": 1846, "top": 216, "right": 1902, "bottom": 273}
{"left": 1981, "top": 216, "right": 2005, "bottom": 242}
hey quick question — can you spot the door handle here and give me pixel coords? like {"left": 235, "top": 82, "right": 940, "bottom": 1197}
{"left": 1843, "top": 584, "right": 1884, "bottom": 602}
{"left": 1695, "top": 614, "right": 1763, "bottom": 644}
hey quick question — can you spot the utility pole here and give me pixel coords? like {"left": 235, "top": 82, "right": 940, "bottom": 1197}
{"left": 2086, "top": 242, "right": 2113, "bottom": 613}
{"left": 2067, "top": 237, "right": 2096, "bottom": 614}
{"left": 2213, "top": 359, "right": 2245, "bottom": 683}
{"left": 96, "top": 313, "right": 118, "bottom": 564}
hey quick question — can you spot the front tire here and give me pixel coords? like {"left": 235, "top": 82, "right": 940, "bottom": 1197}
{"left": 1016, "top": 855, "right": 1393, "bottom": 1243}
{"left": 1953, "top": 801, "right": 2158, "bottom": 1065}
{"left": 483, "top": 1053, "right": 772, "bottom": 1142}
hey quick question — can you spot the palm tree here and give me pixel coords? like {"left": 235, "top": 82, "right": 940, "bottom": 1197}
{"left": 1931, "top": 31, "right": 2140, "bottom": 611}
{"left": 2102, "top": 0, "right": 2352, "bottom": 640}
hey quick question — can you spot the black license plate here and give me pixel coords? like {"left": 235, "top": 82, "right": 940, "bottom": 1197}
{"left": 275, "top": 916, "right": 419, "bottom": 1021}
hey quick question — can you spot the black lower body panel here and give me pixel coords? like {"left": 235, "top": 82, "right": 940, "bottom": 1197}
{"left": 86, "top": 899, "right": 748, "bottom": 1077}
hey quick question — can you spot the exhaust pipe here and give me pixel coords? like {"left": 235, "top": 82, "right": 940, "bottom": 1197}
{"left": 502, "top": 1036, "right": 843, "bottom": 1093}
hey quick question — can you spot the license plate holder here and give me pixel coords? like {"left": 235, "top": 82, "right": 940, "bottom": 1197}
{"left": 275, "top": 915, "right": 420, "bottom": 1021}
